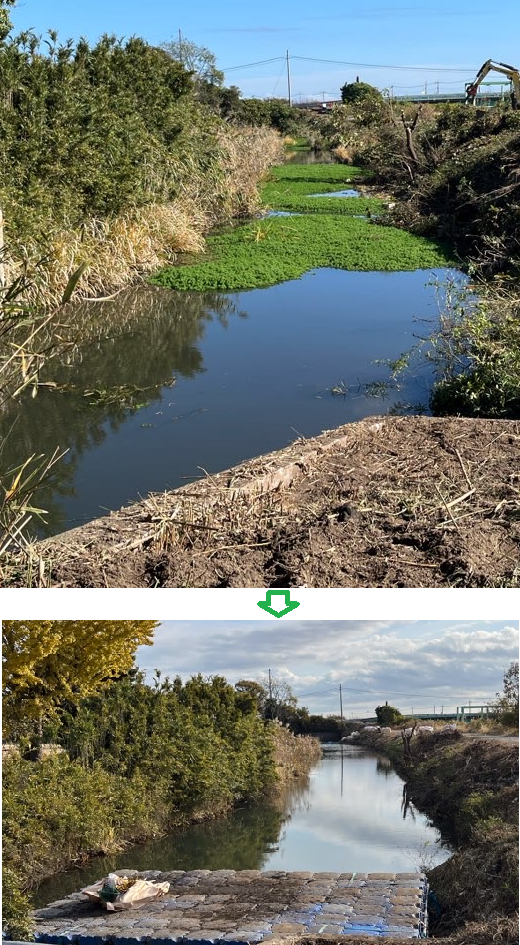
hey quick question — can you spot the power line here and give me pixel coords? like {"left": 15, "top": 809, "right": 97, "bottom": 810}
{"left": 291, "top": 56, "right": 475, "bottom": 74}
{"left": 222, "top": 56, "right": 285, "bottom": 72}
{"left": 222, "top": 54, "right": 477, "bottom": 76}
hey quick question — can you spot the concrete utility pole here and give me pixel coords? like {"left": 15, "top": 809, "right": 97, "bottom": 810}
{"left": 178, "top": 29, "right": 183, "bottom": 64}
{"left": 339, "top": 684, "right": 343, "bottom": 721}
{"left": 286, "top": 50, "right": 292, "bottom": 106}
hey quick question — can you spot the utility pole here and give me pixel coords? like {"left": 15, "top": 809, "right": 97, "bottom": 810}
{"left": 339, "top": 684, "right": 343, "bottom": 721}
{"left": 286, "top": 50, "right": 292, "bottom": 106}
{"left": 178, "top": 29, "right": 183, "bottom": 64}
{"left": 268, "top": 668, "right": 273, "bottom": 701}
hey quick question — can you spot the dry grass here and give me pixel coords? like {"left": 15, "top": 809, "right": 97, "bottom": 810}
{"left": 13, "top": 414, "right": 519, "bottom": 588}
{"left": 3, "top": 126, "right": 283, "bottom": 310}
{"left": 269, "top": 720, "right": 322, "bottom": 781}
{"left": 332, "top": 145, "right": 354, "bottom": 164}
{"left": 266, "top": 917, "right": 519, "bottom": 944}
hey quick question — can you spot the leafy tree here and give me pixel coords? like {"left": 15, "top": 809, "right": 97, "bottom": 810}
{"left": 235, "top": 679, "right": 267, "bottom": 713}
{"left": 238, "top": 98, "right": 301, "bottom": 136}
{"left": 340, "top": 80, "right": 383, "bottom": 105}
{"left": 375, "top": 703, "right": 404, "bottom": 726}
{"left": 2, "top": 619, "right": 158, "bottom": 737}
{"left": 161, "top": 36, "right": 223, "bottom": 86}
{"left": 199, "top": 83, "right": 241, "bottom": 118}
{"left": 493, "top": 662, "right": 519, "bottom": 725}
{"left": 0, "top": 0, "right": 15, "bottom": 42}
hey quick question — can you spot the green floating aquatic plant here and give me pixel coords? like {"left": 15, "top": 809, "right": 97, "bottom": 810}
{"left": 153, "top": 161, "right": 454, "bottom": 293}
{"left": 153, "top": 213, "right": 454, "bottom": 293}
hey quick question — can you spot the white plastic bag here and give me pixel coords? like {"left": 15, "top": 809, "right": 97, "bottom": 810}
{"left": 81, "top": 874, "right": 170, "bottom": 911}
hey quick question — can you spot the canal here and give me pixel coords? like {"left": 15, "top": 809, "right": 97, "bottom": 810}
{"left": 4, "top": 268, "right": 460, "bottom": 538}
{"left": 33, "top": 744, "right": 451, "bottom": 907}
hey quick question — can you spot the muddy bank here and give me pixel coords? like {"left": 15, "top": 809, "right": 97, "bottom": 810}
{"left": 16, "top": 414, "right": 520, "bottom": 587}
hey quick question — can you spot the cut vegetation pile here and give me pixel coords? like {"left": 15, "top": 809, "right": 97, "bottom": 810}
{"left": 15, "top": 414, "right": 519, "bottom": 587}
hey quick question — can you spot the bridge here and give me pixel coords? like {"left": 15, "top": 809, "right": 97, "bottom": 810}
{"left": 31, "top": 869, "right": 429, "bottom": 942}
{"left": 294, "top": 90, "right": 509, "bottom": 110}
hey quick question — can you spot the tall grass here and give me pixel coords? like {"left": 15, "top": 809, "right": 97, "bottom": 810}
{"left": 269, "top": 719, "right": 322, "bottom": 780}
{"left": 2, "top": 126, "right": 283, "bottom": 310}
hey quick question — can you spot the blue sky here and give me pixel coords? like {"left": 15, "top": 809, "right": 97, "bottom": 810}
{"left": 10, "top": 1, "right": 520, "bottom": 100}
{"left": 135, "top": 620, "right": 519, "bottom": 717}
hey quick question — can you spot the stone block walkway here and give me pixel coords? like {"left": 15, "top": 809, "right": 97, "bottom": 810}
{"left": 32, "top": 870, "right": 428, "bottom": 943}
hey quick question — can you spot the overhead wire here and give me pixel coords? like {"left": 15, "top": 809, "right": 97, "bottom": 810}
{"left": 222, "top": 54, "right": 477, "bottom": 75}
{"left": 222, "top": 56, "right": 285, "bottom": 72}
{"left": 292, "top": 56, "right": 475, "bottom": 73}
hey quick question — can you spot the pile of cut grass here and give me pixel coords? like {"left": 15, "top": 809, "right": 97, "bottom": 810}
{"left": 154, "top": 160, "right": 452, "bottom": 292}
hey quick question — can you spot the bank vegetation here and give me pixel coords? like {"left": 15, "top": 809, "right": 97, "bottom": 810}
{"left": 2, "top": 620, "right": 321, "bottom": 940}
{"left": 332, "top": 726, "right": 518, "bottom": 945}
{"left": 323, "top": 92, "right": 520, "bottom": 420}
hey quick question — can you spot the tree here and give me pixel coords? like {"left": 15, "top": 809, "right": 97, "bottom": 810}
{"left": 161, "top": 36, "right": 223, "bottom": 86}
{"left": 493, "top": 662, "right": 519, "bottom": 725}
{"left": 0, "top": 0, "right": 15, "bottom": 42}
{"left": 235, "top": 679, "right": 267, "bottom": 713}
{"left": 2, "top": 619, "right": 158, "bottom": 738}
{"left": 375, "top": 703, "right": 404, "bottom": 726}
{"left": 340, "top": 80, "right": 383, "bottom": 105}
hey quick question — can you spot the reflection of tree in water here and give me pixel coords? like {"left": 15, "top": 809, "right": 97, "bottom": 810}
{"left": 1, "top": 287, "right": 242, "bottom": 536}
{"left": 33, "top": 778, "right": 312, "bottom": 907}
{"left": 376, "top": 756, "right": 393, "bottom": 779}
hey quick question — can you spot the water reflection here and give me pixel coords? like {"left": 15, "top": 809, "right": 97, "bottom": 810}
{"left": 33, "top": 744, "right": 450, "bottom": 907}
{"left": 2, "top": 269, "right": 458, "bottom": 536}
{"left": 1, "top": 288, "right": 244, "bottom": 535}
{"left": 285, "top": 150, "right": 339, "bottom": 165}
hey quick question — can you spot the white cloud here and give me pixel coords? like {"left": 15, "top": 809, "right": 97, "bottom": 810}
{"left": 136, "top": 621, "right": 519, "bottom": 716}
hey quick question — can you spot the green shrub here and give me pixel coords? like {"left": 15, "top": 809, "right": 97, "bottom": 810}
{"left": 430, "top": 293, "right": 520, "bottom": 419}
{"left": 2, "top": 673, "right": 278, "bottom": 893}
{"left": 375, "top": 704, "right": 405, "bottom": 726}
{"left": 2, "top": 866, "right": 34, "bottom": 941}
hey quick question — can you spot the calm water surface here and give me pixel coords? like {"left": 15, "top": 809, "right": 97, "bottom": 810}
{"left": 33, "top": 744, "right": 451, "bottom": 906}
{"left": 5, "top": 268, "right": 458, "bottom": 536}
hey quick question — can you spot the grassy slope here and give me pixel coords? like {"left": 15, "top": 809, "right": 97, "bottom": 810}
{"left": 153, "top": 162, "right": 453, "bottom": 292}
{"left": 359, "top": 730, "right": 518, "bottom": 941}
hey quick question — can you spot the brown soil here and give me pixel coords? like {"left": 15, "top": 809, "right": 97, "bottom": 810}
{"left": 17, "top": 414, "right": 520, "bottom": 587}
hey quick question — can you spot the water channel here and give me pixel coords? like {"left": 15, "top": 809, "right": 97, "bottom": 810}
{"left": 33, "top": 744, "right": 451, "bottom": 907}
{"left": 5, "top": 267, "right": 459, "bottom": 538}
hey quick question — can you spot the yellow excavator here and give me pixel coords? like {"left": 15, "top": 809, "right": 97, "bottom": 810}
{"left": 465, "top": 59, "right": 520, "bottom": 109}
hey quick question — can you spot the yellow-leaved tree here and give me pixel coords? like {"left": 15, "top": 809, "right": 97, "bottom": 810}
{"left": 2, "top": 619, "right": 158, "bottom": 739}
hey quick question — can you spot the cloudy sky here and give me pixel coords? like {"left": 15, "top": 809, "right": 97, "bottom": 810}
{"left": 136, "top": 621, "right": 519, "bottom": 717}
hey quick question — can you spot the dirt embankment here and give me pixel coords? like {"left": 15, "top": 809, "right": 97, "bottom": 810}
{"left": 20, "top": 414, "right": 520, "bottom": 587}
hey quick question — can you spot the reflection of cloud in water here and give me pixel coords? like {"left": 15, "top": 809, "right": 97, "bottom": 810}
{"left": 277, "top": 748, "right": 445, "bottom": 867}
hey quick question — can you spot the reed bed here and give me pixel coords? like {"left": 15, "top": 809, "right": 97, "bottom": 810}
{"left": 2, "top": 126, "right": 283, "bottom": 310}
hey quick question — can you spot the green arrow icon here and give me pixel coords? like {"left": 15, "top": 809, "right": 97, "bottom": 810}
{"left": 257, "top": 590, "right": 300, "bottom": 618}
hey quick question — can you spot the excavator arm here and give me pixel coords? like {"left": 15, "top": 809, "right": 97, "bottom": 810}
{"left": 465, "top": 59, "right": 520, "bottom": 109}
